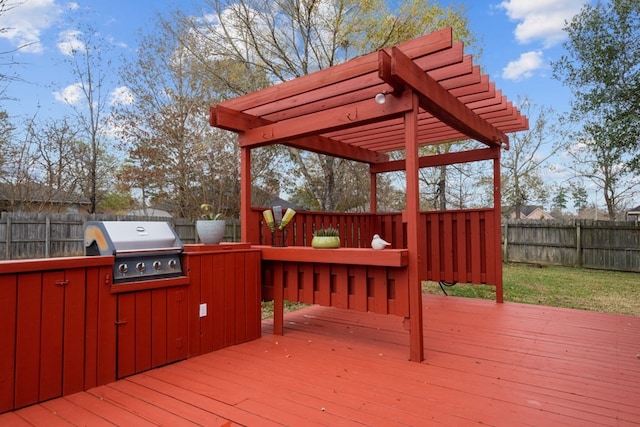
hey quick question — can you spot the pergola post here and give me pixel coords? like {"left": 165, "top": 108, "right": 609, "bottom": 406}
{"left": 240, "top": 147, "right": 252, "bottom": 243}
{"left": 405, "top": 93, "right": 424, "bottom": 362}
{"left": 493, "top": 148, "right": 504, "bottom": 303}
{"left": 369, "top": 169, "right": 377, "bottom": 213}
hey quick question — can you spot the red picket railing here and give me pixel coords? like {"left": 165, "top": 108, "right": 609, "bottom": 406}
{"left": 252, "top": 207, "right": 500, "bottom": 287}
{"left": 421, "top": 209, "right": 499, "bottom": 285}
{"left": 249, "top": 208, "right": 404, "bottom": 248}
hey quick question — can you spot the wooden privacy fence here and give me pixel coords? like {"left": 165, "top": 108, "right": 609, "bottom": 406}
{"left": 0, "top": 212, "right": 240, "bottom": 260}
{"left": 503, "top": 219, "right": 640, "bottom": 272}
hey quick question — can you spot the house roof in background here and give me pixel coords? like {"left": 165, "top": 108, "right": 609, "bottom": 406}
{"left": 0, "top": 183, "right": 89, "bottom": 205}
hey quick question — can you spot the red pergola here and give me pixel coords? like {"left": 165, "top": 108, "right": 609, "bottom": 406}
{"left": 210, "top": 27, "right": 528, "bottom": 361}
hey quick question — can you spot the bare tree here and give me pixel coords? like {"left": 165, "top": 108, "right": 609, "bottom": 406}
{"left": 416, "top": 141, "right": 484, "bottom": 210}
{"left": 565, "top": 118, "right": 639, "bottom": 220}
{"left": 172, "top": 0, "right": 476, "bottom": 211}
{"left": 0, "top": 0, "right": 27, "bottom": 97}
{"left": 0, "top": 109, "right": 12, "bottom": 169}
{"left": 57, "top": 22, "right": 115, "bottom": 213}
{"left": 499, "top": 99, "right": 568, "bottom": 218}
{"left": 114, "top": 16, "right": 247, "bottom": 219}
{"left": 25, "top": 117, "right": 81, "bottom": 191}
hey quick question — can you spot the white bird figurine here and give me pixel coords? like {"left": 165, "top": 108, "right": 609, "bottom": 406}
{"left": 371, "top": 234, "right": 391, "bottom": 250}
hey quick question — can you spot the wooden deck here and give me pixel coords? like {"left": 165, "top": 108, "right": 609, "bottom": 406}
{"left": 2, "top": 295, "right": 639, "bottom": 426}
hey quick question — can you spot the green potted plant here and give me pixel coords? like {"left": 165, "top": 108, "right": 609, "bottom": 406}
{"left": 311, "top": 226, "right": 340, "bottom": 249}
{"left": 196, "top": 204, "right": 226, "bottom": 244}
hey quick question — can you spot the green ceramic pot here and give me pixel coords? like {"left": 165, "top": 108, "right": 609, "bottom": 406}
{"left": 311, "top": 236, "right": 340, "bottom": 249}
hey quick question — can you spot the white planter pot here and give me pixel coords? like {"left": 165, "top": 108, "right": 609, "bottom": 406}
{"left": 196, "top": 220, "right": 226, "bottom": 244}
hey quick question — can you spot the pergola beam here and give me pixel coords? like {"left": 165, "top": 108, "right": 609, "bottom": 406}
{"left": 280, "top": 135, "right": 389, "bottom": 164}
{"left": 211, "top": 102, "right": 388, "bottom": 164}
{"left": 378, "top": 47, "right": 509, "bottom": 148}
{"left": 370, "top": 147, "right": 499, "bottom": 174}
{"left": 239, "top": 91, "right": 412, "bottom": 145}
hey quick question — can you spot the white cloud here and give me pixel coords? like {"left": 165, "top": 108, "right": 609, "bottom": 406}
{"left": 502, "top": 50, "right": 544, "bottom": 81}
{"left": 499, "top": 0, "right": 585, "bottom": 47}
{"left": 57, "top": 29, "right": 85, "bottom": 56}
{"left": 547, "top": 163, "right": 574, "bottom": 181}
{"left": 53, "top": 82, "right": 84, "bottom": 105}
{"left": 109, "top": 86, "right": 134, "bottom": 106}
{"left": 0, "top": 0, "right": 63, "bottom": 54}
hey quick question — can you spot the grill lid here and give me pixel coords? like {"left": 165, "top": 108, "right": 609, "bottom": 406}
{"left": 84, "top": 221, "right": 183, "bottom": 256}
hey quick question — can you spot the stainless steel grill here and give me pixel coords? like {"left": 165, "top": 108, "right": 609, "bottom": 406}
{"left": 84, "top": 221, "right": 184, "bottom": 283}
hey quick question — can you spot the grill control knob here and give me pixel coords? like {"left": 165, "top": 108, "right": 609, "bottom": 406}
{"left": 152, "top": 260, "right": 162, "bottom": 270}
{"left": 136, "top": 262, "right": 146, "bottom": 272}
{"left": 118, "top": 263, "right": 128, "bottom": 274}
{"left": 168, "top": 259, "right": 177, "bottom": 269}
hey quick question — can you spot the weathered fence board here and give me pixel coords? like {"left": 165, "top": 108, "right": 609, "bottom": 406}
{"left": 0, "top": 212, "right": 239, "bottom": 260}
{"left": 503, "top": 219, "right": 640, "bottom": 272}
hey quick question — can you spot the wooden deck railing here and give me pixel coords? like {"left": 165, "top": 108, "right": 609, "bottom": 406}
{"left": 421, "top": 209, "right": 499, "bottom": 286}
{"left": 249, "top": 208, "right": 404, "bottom": 248}
{"left": 252, "top": 208, "right": 500, "bottom": 288}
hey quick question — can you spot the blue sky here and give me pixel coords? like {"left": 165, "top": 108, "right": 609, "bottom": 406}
{"left": 1, "top": 0, "right": 588, "bottom": 120}
{"left": 3, "top": 0, "right": 614, "bottom": 209}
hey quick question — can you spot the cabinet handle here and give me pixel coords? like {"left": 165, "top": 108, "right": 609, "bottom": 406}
{"left": 114, "top": 320, "right": 128, "bottom": 325}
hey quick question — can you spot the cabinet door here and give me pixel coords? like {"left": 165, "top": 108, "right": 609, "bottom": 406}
{"left": 116, "top": 286, "right": 187, "bottom": 379}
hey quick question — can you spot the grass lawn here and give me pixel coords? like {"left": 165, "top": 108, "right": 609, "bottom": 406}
{"left": 422, "top": 262, "right": 640, "bottom": 316}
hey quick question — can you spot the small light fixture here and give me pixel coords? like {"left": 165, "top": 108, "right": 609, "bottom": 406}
{"left": 374, "top": 92, "right": 387, "bottom": 105}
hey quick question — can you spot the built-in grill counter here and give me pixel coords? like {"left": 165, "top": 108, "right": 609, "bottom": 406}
{"left": 84, "top": 221, "right": 186, "bottom": 287}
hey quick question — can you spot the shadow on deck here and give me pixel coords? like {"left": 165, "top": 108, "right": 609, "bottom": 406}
{"left": 2, "top": 295, "right": 639, "bottom": 426}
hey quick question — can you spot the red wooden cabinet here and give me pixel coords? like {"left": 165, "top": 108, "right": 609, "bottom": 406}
{"left": 183, "top": 244, "right": 261, "bottom": 358}
{"left": 0, "top": 258, "right": 116, "bottom": 413}
{"left": 0, "top": 244, "right": 262, "bottom": 414}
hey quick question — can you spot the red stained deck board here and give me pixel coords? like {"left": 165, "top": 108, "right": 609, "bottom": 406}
{"left": 11, "top": 404, "right": 72, "bottom": 427}
{"left": 0, "top": 411, "right": 33, "bottom": 426}
{"left": 124, "top": 373, "right": 276, "bottom": 427}
{"left": 2, "top": 295, "right": 638, "bottom": 426}
{"left": 87, "top": 384, "right": 201, "bottom": 427}
{"left": 40, "top": 397, "right": 120, "bottom": 427}
{"left": 63, "top": 391, "right": 159, "bottom": 427}
{"left": 144, "top": 362, "right": 249, "bottom": 406}
{"left": 103, "top": 379, "right": 226, "bottom": 426}
{"left": 246, "top": 341, "right": 544, "bottom": 426}
{"left": 184, "top": 352, "right": 429, "bottom": 427}
{"left": 270, "top": 308, "right": 636, "bottom": 423}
